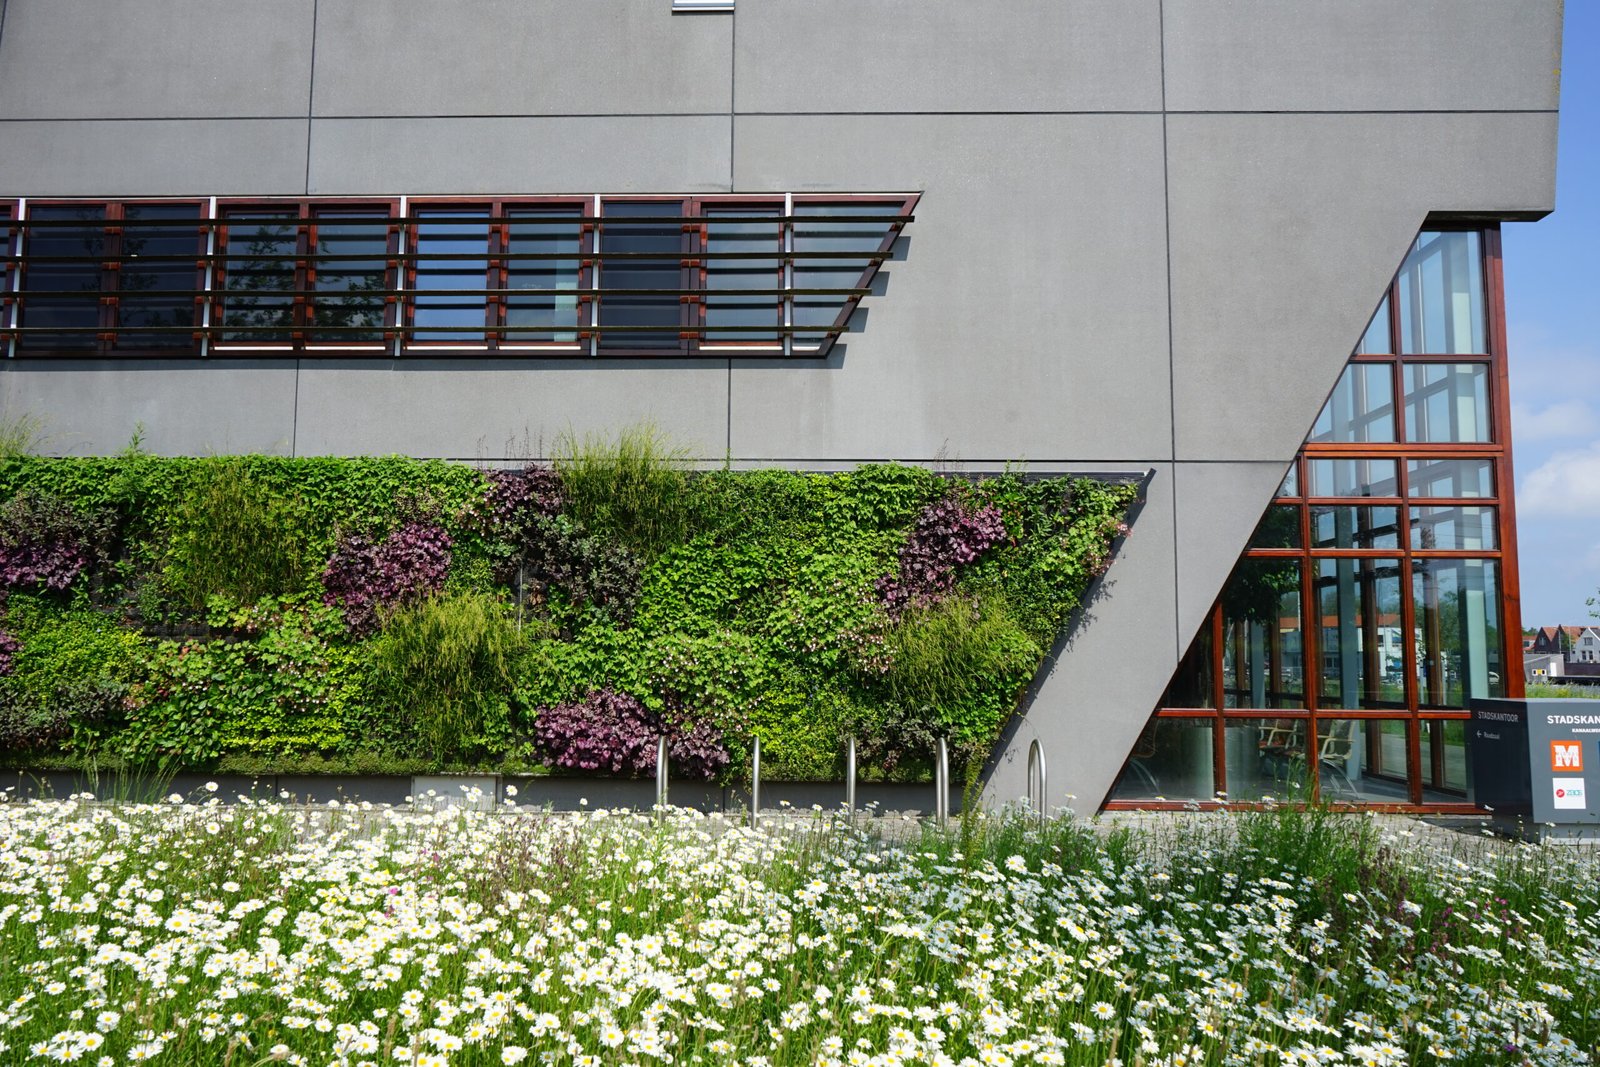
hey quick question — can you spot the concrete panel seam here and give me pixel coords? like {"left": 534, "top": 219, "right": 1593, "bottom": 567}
{"left": 1159, "top": 0, "right": 1180, "bottom": 664}
{"left": 306, "top": 0, "right": 319, "bottom": 196}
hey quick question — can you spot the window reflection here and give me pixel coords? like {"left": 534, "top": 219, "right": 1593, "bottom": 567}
{"left": 1317, "top": 719, "right": 1414, "bottom": 803}
{"left": 506, "top": 208, "right": 582, "bottom": 345}
{"left": 1356, "top": 296, "right": 1391, "bottom": 354}
{"left": 1316, "top": 558, "right": 1405, "bottom": 711}
{"left": 220, "top": 210, "right": 298, "bottom": 343}
{"left": 312, "top": 211, "right": 389, "bottom": 343}
{"left": 1226, "top": 719, "right": 1310, "bottom": 800}
{"left": 1109, "top": 717, "right": 1215, "bottom": 801}
{"left": 1310, "top": 363, "right": 1394, "bottom": 443}
{"left": 1410, "top": 506, "right": 1496, "bottom": 551}
{"left": 1306, "top": 458, "right": 1398, "bottom": 498}
{"left": 118, "top": 204, "right": 201, "bottom": 349}
{"left": 1309, "top": 505, "right": 1399, "bottom": 550}
{"left": 1413, "top": 558, "right": 1503, "bottom": 709}
{"left": 1247, "top": 505, "right": 1300, "bottom": 549}
{"left": 1406, "top": 458, "right": 1493, "bottom": 499}
{"left": 1405, "top": 363, "right": 1489, "bottom": 443}
{"left": 413, "top": 211, "right": 489, "bottom": 343}
{"left": 705, "top": 205, "right": 781, "bottom": 345}
{"left": 1418, "top": 718, "right": 1469, "bottom": 800}
{"left": 19, "top": 205, "right": 105, "bottom": 351}
{"left": 1221, "top": 558, "right": 1304, "bottom": 709}
{"left": 599, "top": 202, "right": 683, "bottom": 351}
{"left": 1398, "top": 231, "right": 1485, "bottom": 355}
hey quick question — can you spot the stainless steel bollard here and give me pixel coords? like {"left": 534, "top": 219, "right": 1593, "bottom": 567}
{"left": 655, "top": 735, "right": 669, "bottom": 813}
{"left": 934, "top": 736, "right": 949, "bottom": 826}
{"left": 845, "top": 736, "right": 857, "bottom": 818}
{"left": 1027, "top": 738, "right": 1047, "bottom": 827}
{"left": 750, "top": 735, "right": 762, "bottom": 829}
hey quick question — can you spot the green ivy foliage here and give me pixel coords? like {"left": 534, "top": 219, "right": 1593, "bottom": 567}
{"left": 0, "top": 448, "right": 1139, "bottom": 780}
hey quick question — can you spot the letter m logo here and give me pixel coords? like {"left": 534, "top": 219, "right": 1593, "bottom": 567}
{"left": 1552, "top": 741, "right": 1584, "bottom": 772}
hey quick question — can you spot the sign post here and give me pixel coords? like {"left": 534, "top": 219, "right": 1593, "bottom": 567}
{"left": 1471, "top": 698, "right": 1600, "bottom": 841}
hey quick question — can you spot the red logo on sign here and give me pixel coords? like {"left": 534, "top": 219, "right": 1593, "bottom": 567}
{"left": 1558, "top": 788, "right": 1568, "bottom": 798}
{"left": 1552, "top": 741, "right": 1585, "bottom": 772}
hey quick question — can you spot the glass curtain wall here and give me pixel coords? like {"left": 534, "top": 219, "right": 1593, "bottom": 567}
{"left": 1111, "top": 228, "right": 1517, "bottom": 810}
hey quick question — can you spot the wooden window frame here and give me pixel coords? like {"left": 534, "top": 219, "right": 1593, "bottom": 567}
{"left": 1108, "top": 224, "right": 1522, "bottom": 816}
{"left": 0, "top": 193, "right": 917, "bottom": 360}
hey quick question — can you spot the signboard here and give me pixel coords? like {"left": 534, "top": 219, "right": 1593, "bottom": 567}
{"left": 1471, "top": 698, "right": 1600, "bottom": 838}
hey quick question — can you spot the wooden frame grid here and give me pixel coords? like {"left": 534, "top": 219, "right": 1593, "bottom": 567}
{"left": 0, "top": 194, "right": 917, "bottom": 360}
{"left": 1107, "top": 225, "right": 1523, "bottom": 815}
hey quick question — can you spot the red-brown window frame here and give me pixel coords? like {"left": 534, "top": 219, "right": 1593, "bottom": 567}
{"left": 0, "top": 194, "right": 916, "bottom": 360}
{"left": 1107, "top": 224, "right": 1524, "bottom": 815}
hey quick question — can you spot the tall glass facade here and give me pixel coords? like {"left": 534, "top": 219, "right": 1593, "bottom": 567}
{"left": 1110, "top": 228, "right": 1518, "bottom": 810}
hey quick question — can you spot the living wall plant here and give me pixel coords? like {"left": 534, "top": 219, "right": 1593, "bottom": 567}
{"left": 0, "top": 434, "right": 1138, "bottom": 780}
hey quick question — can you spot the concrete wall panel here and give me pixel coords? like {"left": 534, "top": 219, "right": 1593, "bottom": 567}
{"left": 1163, "top": 0, "right": 1563, "bottom": 113}
{"left": 1, "top": 363, "right": 299, "bottom": 456}
{"left": 311, "top": 0, "right": 731, "bottom": 117}
{"left": 0, "top": 120, "right": 310, "bottom": 196}
{"left": 1167, "top": 111, "right": 1558, "bottom": 464}
{"left": 983, "top": 465, "right": 1176, "bottom": 812}
{"left": 1172, "top": 461, "right": 1293, "bottom": 643}
{"left": 730, "top": 114, "right": 1172, "bottom": 463}
{"left": 307, "top": 116, "right": 731, "bottom": 195}
{"left": 0, "top": 0, "right": 315, "bottom": 120}
{"left": 735, "top": 0, "right": 1161, "bottom": 114}
{"left": 289, "top": 361, "right": 729, "bottom": 460}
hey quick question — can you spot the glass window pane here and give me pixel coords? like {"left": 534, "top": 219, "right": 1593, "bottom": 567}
{"left": 792, "top": 202, "right": 897, "bottom": 351}
{"left": 1355, "top": 296, "right": 1391, "bottom": 354}
{"left": 221, "top": 210, "right": 298, "bottom": 342}
{"left": 117, "top": 203, "right": 201, "bottom": 350}
{"left": 312, "top": 211, "right": 389, "bottom": 342}
{"left": 1419, "top": 718, "right": 1469, "bottom": 800}
{"left": 1309, "top": 505, "right": 1400, "bottom": 550}
{"left": 1160, "top": 619, "right": 1214, "bottom": 709}
{"left": 1317, "top": 718, "right": 1413, "bottom": 804}
{"left": 1225, "top": 718, "right": 1310, "bottom": 801}
{"left": 1248, "top": 505, "right": 1301, "bottom": 549}
{"left": 1413, "top": 558, "right": 1504, "bottom": 709}
{"left": 506, "top": 208, "right": 582, "bottom": 345}
{"left": 412, "top": 211, "right": 488, "bottom": 343}
{"left": 1309, "top": 363, "right": 1395, "bottom": 443}
{"left": 1109, "top": 717, "right": 1216, "bottom": 802}
{"left": 1398, "top": 231, "right": 1485, "bottom": 355}
{"left": 599, "top": 201, "right": 683, "bottom": 351}
{"left": 1410, "top": 506, "right": 1497, "bottom": 551}
{"left": 1407, "top": 458, "right": 1493, "bottom": 499}
{"left": 19, "top": 205, "right": 106, "bottom": 351}
{"left": 1316, "top": 558, "right": 1405, "bottom": 710}
{"left": 1277, "top": 465, "right": 1299, "bottom": 499}
{"left": 1221, "top": 559, "right": 1305, "bottom": 709}
{"left": 1404, "top": 363, "right": 1490, "bottom": 443}
{"left": 705, "top": 205, "right": 781, "bottom": 345}
{"left": 1306, "top": 458, "right": 1398, "bottom": 499}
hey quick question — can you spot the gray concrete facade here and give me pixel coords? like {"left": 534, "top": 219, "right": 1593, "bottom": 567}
{"left": 0, "top": 1, "right": 1562, "bottom": 813}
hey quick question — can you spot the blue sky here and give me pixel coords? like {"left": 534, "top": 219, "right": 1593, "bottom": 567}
{"left": 1502, "top": 3, "right": 1600, "bottom": 627}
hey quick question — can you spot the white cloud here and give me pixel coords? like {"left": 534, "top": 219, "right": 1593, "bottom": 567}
{"left": 1518, "top": 440, "right": 1600, "bottom": 516}
{"left": 1512, "top": 398, "right": 1599, "bottom": 442}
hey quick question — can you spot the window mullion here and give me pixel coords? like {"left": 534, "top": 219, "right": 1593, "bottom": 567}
{"left": 5, "top": 200, "right": 23, "bottom": 361}
{"left": 783, "top": 191, "right": 794, "bottom": 358}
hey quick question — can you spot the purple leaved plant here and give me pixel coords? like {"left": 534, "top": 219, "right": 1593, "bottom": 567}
{"left": 322, "top": 520, "right": 452, "bottom": 634}
{"left": 484, "top": 466, "right": 565, "bottom": 541}
{"left": 0, "top": 492, "right": 110, "bottom": 593}
{"left": 876, "top": 494, "right": 1008, "bottom": 617}
{"left": 531, "top": 688, "right": 730, "bottom": 781}
{"left": 0, "top": 630, "right": 19, "bottom": 676}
